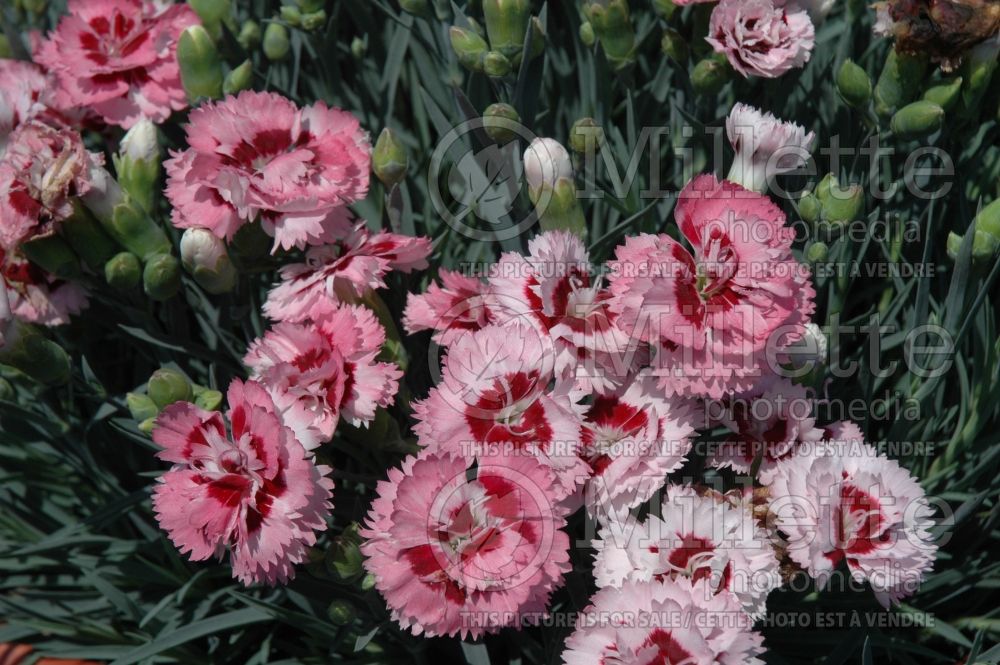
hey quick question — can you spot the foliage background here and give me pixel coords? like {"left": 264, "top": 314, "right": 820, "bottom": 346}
{"left": 1, "top": 0, "right": 999, "bottom": 663}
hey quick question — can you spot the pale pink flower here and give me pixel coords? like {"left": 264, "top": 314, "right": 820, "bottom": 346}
{"left": 768, "top": 430, "right": 937, "bottom": 607}
{"left": 0, "top": 59, "right": 63, "bottom": 151}
{"left": 707, "top": 0, "right": 816, "bottom": 79}
{"left": 726, "top": 103, "right": 816, "bottom": 193}
{"left": 581, "top": 374, "right": 699, "bottom": 521}
{"left": 561, "top": 578, "right": 767, "bottom": 665}
{"left": 607, "top": 174, "right": 816, "bottom": 399}
{"left": 34, "top": 0, "right": 198, "bottom": 128}
{"left": 263, "top": 223, "right": 431, "bottom": 322}
{"left": 360, "top": 448, "right": 571, "bottom": 639}
{"left": 0, "top": 120, "right": 102, "bottom": 251}
{"left": 708, "top": 377, "right": 825, "bottom": 484}
{"left": 164, "top": 91, "right": 372, "bottom": 252}
{"left": 244, "top": 304, "right": 401, "bottom": 450}
{"left": 412, "top": 323, "right": 590, "bottom": 501}
{"left": 1, "top": 249, "right": 89, "bottom": 326}
{"left": 592, "top": 484, "right": 782, "bottom": 619}
{"left": 151, "top": 379, "right": 334, "bottom": 586}
{"left": 403, "top": 268, "right": 493, "bottom": 345}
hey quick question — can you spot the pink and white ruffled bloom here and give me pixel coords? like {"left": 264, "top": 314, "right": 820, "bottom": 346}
{"left": 263, "top": 223, "right": 431, "bottom": 322}
{"left": 403, "top": 269, "right": 493, "bottom": 345}
{"left": 707, "top": 0, "right": 816, "bottom": 79}
{"left": 151, "top": 379, "right": 333, "bottom": 586}
{"left": 0, "top": 121, "right": 102, "bottom": 251}
{"left": 1, "top": 249, "right": 89, "bottom": 326}
{"left": 562, "top": 578, "right": 766, "bottom": 665}
{"left": 360, "top": 448, "right": 571, "bottom": 639}
{"left": 412, "top": 323, "right": 590, "bottom": 501}
{"left": 592, "top": 484, "right": 782, "bottom": 619}
{"left": 0, "top": 59, "right": 62, "bottom": 151}
{"left": 581, "top": 375, "right": 698, "bottom": 521}
{"left": 34, "top": 0, "right": 198, "bottom": 128}
{"left": 165, "top": 91, "right": 372, "bottom": 252}
{"left": 607, "top": 174, "right": 816, "bottom": 399}
{"left": 488, "top": 231, "right": 636, "bottom": 396}
{"left": 726, "top": 103, "right": 816, "bottom": 193}
{"left": 245, "top": 305, "right": 401, "bottom": 450}
{"left": 768, "top": 429, "right": 937, "bottom": 607}
{"left": 708, "top": 377, "right": 825, "bottom": 484}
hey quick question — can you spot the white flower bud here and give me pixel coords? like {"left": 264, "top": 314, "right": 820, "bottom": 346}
{"left": 119, "top": 118, "right": 160, "bottom": 162}
{"left": 726, "top": 103, "right": 815, "bottom": 193}
{"left": 523, "top": 137, "right": 573, "bottom": 191}
{"left": 180, "top": 227, "right": 237, "bottom": 294}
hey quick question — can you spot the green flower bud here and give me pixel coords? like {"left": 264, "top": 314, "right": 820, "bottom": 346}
{"left": 973, "top": 199, "right": 1000, "bottom": 239}
{"left": 450, "top": 25, "right": 489, "bottom": 71}
{"left": 947, "top": 229, "right": 1000, "bottom": 264}
{"left": 805, "top": 241, "right": 829, "bottom": 263}
{"left": 372, "top": 128, "right": 408, "bottom": 188}
{"left": 660, "top": 28, "right": 687, "bottom": 63}
{"left": 194, "top": 388, "right": 223, "bottom": 411}
{"left": 922, "top": 77, "right": 963, "bottom": 112}
{"left": 836, "top": 59, "right": 872, "bottom": 109}
{"left": 583, "top": 0, "right": 636, "bottom": 71}
{"left": 399, "top": 0, "right": 431, "bottom": 16}
{"left": 105, "top": 252, "right": 142, "bottom": 291}
{"left": 351, "top": 36, "right": 367, "bottom": 59}
{"left": 177, "top": 25, "right": 224, "bottom": 102}
{"left": 691, "top": 56, "right": 731, "bottom": 95}
{"left": 360, "top": 572, "right": 377, "bottom": 591}
{"left": 483, "top": 50, "right": 512, "bottom": 77}
{"left": 327, "top": 600, "right": 357, "bottom": 626}
{"left": 187, "top": 0, "right": 232, "bottom": 35}
{"left": 221, "top": 60, "right": 252, "bottom": 95}
{"left": 126, "top": 392, "right": 159, "bottom": 422}
{"left": 815, "top": 173, "right": 838, "bottom": 203}
{"left": 147, "top": 368, "right": 193, "bottom": 409}
{"left": 652, "top": 0, "right": 676, "bottom": 19}
{"left": 890, "top": 100, "right": 944, "bottom": 140}
{"left": 483, "top": 103, "right": 521, "bottom": 144}
{"left": 84, "top": 170, "right": 171, "bottom": 260}
{"left": 482, "top": 0, "right": 530, "bottom": 59}
{"left": 180, "top": 228, "right": 237, "bottom": 294}
{"left": 325, "top": 526, "right": 364, "bottom": 582}
{"left": 960, "top": 39, "right": 999, "bottom": 119}
{"left": 300, "top": 9, "right": 327, "bottom": 31}
{"left": 279, "top": 6, "right": 302, "bottom": 26}
{"left": 0, "top": 320, "right": 71, "bottom": 386}
{"left": 143, "top": 253, "right": 182, "bottom": 301}
{"left": 20, "top": 234, "right": 80, "bottom": 280}
{"left": 874, "top": 49, "right": 928, "bottom": 118}
{"left": 821, "top": 184, "right": 864, "bottom": 223}
{"left": 579, "top": 21, "right": 596, "bottom": 47}
{"left": 798, "top": 192, "right": 821, "bottom": 223}
{"left": 569, "top": 117, "right": 605, "bottom": 154}
{"left": 263, "top": 23, "right": 291, "bottom": 61}
{"left": 237, "top": 20, "right": 261, "bottom": 51}
{"left": 113, "top": 118, "right": 161, "bottom": 213}
{"left": 138, "top": 416, "right": 157, "bottom": 434}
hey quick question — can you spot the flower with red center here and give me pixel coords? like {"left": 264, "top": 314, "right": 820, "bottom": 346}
{"left": 33, "top": 0, "right": 198, "bottom": 128}
{"left": 607, "top": 174, "right": 816, "bottom": 399}
{"left": 360, "top": 448, "right": 571, "bottom": 639}
{"left": 0, "top": 120, "right": 102, "bottom": 252}
{"left": 708, "top": 377, "right": 825, "bottom": 484}
{"left": 488, "top": 231, "right": 636, "bottom": 396}
{"left": 1, "top": 249, "right": 88, "bottom": 326}
{"left": 263, "top": 222, "right": 432, "bottom": 322}
{"left": 412, "top": 323, "right": 590, "bottom": 501}
{"left": 592, "top": 484, "right": 781, "bottom": 619}
{"left": 151, "top": 379, "right": 333, "bottom": 586}
{"left": 244, "top": 304, "right": 401, "bottom": 450}
{"left": 706, "top": 0, "right": 816, "bottom": 79}
{"left": 403, "top": 268, "right": 494, "bottom": 345}
{"left": 768, "top": 427, "right": 937, "bottom": 607}
{"left": 164, "top": 90, "right": 372, "bottom": 252}
{"left": 561, "top": 578, "right": 766, "bottom": 665}
{"left": 581, "top": 374, "right": 699, "bottom": 521}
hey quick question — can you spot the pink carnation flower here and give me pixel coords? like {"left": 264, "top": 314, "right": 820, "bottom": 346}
{"left": 768, "top": 428, "right": 937, "bottom": 607}
{"left": 592, "top": 484, "right": 782, "bottom": 619}
{"left": 165, "top": 91, "right": 372, "bottom": 252}
{"left": 561, "top": 578, "right": 767, "bottom": 665}
{"left": 488, "top": 231, "right": 636, "bottom": 396}
{"left": 726, "top": 103, "right": 816, "bottom": 193}
{"left": 0, "top": 120, "right": 102, "bottom": 251}
{"left": 707, "top": 0, "right": 816, "bottom": 79}
{"left": 1, "top": 249, "right": 89, "bottom": 326}
{"left": 581, "top": 374, "right": 699, "bottom": 521}
{"left": 244, "top": 304, "right": 402, "bottom": 450}
{"left": 412, "top": 323, "right": 590, "bottom": 501}
{"left": 708, "top": 377, "right": 825, "bottom": 484}
{"left": 0, "top": 59, "right": 64, "bottom": 150}
{"left": 607, "top": 174, "right": 816, "bottom": 399}
{"left": 403, "top": 268, "right": 494, "bottom": 345}
{"left": 34, "top": 0, "right": 198, "bottom": 128}
{"left": 263, "top": 223, "right": 431, "bottom": 322}
{"left": 151, "top": 379, "right": 334, "bottom": 586}
{"left": 360, "top": 448, "right": 571, "bottom": 639}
